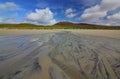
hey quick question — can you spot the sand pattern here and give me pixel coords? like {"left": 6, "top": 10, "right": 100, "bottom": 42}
{"left": 0, "top": 31, "right": 120, "bottom": 79}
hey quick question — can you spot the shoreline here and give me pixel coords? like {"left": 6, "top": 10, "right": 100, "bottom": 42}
{"left": 0, "top": 29, "right": 120, "bottom": 39}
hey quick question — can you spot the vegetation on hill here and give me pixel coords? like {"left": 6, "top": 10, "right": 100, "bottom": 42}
{"left": 0, "top": 22, "right": 120, "bottom": 30}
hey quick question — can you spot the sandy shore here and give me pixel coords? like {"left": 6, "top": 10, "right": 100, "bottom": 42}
{"left": 0, "top": 30, "right": 120, "bottom": 79}
{"left": 0, "top": 29, "right": 120, "bottom": 38}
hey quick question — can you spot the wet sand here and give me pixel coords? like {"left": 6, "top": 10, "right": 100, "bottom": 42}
{"left": 0, "top": 29, "right": 120, "bottom": 79}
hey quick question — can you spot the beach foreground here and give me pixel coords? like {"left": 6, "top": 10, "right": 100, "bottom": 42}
{"left": 0, "top": 30, "right": 120, "bottom": 79}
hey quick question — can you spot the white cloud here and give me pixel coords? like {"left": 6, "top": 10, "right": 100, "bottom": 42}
{"left": 66, "top": 13, "right": 77, "bottom": 18}
{"left": 79, "top": 0, "right": 120, "bottom": 25}
{"left": 0, "top": 2, "right": 19, "bottom": 11}
{"left": 0, "top": 13, "right": 18, "bottom": 24}
{"left": 0, "top": 2, "right": 19, "bottom": 15}
{"left": 106, "top": 12, "right": 120, "bottom": 25}
{"left": 65, "top": 8, "right": 74, "bottom": 14}
{"left": 0, "top": 2, "right": 19, "bottom": 24}
{"left": 65, "top": 8, "right": 77, "bottom": 18}
{"left": 27, "top": 8, "right": 56, "bottom": 25}
{"left": 80, "top": 5, "right": 107, "bottom": 23}
{"left": 101, "top": 0, "right": 120, "bottom": 11}
{"left": 107, "top": 12, "right": 120, "bottom": 21}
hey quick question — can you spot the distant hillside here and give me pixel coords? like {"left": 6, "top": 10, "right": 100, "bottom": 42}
{"left": 0, "top": 22, "right": 120, "bottom": 30}
{"left": 54, "top": 22, "right": 78, "bottom": 26}
{"left": 54, "top": 22, "right": 120, "bottom": 29}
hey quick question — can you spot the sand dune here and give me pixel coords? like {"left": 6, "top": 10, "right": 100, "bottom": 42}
{"left": 0, "top": 30, "right": 120, "bottom": 79}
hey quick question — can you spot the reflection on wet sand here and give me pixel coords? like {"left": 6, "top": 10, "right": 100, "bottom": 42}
{"left": 0, "top": 31, "right": 120, "bottom": 79}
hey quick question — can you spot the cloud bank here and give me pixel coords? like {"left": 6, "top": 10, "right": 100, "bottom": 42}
{"left": 79, "top": 0, "right": 120, "bottom": 25}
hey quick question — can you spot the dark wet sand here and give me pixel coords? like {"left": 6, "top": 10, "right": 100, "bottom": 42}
{"left": 0, "top": 30, "right": 120, "bottom": 79}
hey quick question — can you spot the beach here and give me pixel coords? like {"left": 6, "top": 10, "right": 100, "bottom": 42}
{"left": 0, "top": 29, "right": 120, "bottom": 79}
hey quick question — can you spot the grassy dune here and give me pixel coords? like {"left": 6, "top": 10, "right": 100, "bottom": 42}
{"left": 0, "top": 22, "right": 120, "bottom": 29}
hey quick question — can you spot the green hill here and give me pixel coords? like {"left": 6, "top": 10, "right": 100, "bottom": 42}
{"left": 0, "top": 22, "right": 120, "bottom": 30}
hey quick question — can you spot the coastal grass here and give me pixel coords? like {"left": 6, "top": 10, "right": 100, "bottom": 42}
{"left": 0, "top": 23, "right": 120, "bottom": 30}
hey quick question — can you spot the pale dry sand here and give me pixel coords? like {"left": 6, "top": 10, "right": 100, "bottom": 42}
{"left": 0, "top": 29, "right": 120, "bottom": 38}
{"left": 0, "top": 29, "right": 120, "bottom": 79}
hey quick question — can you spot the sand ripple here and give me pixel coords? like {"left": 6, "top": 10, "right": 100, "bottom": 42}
{"left": 0, "top": 31, "right": 120, "bottom": 79}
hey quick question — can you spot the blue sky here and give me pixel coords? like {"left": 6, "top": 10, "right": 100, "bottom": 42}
{"left": 0, "top": 0, "right": 120, "bottom": 25}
